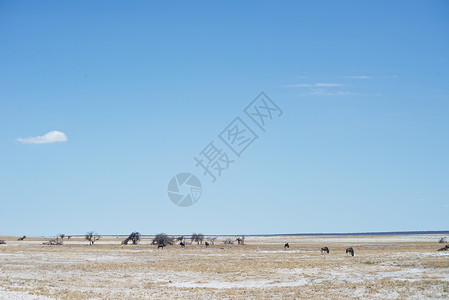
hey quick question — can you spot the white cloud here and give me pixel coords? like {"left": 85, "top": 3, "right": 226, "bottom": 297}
{"left": 344, "top": 75, "right": 373, "bottom": 79}
{"left": 17, "top": 131, "right": 68, "bottom": 144}
{"left": 286, "top": 83, "right": 343, "bottom": 88}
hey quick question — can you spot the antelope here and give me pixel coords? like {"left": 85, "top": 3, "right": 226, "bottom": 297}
{"left": 346, "top": 247, "right": 354, "bottom": 256}
{"left": 284, "top": 243, "right": 289, "bottom": 249}
{"left": 320, "top": 247, "right": 329, "bottom": 259}
{"left": 158, "top": 243, "right": 166, "bottom": 249}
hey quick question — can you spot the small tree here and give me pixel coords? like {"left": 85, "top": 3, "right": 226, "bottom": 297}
{"left": 122, "top": 232, "right": 141, "bottom": 245}
{"left": 236, "top": 235, "right": 245, "bottom": 245}
{"left": 85, "top": 231, "right": 100, "bottom": 245}
{"left": 152, "top": 233, "right": 173, "bottom": 245}
{"left": 191, "top": 233, "right": 204, "bottom": 244}
{"left": 439, "top": 237, "right": 447, "bottom": 244}
{"left": 58, "top": 234, "right": 65, "bottom": 240}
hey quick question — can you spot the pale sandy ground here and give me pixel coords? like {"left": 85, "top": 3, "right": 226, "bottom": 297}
{"left": 0, "top": 235, "right": 448, "bottom": 299}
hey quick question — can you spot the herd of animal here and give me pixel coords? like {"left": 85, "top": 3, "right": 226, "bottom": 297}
{"left": 157, "top": 241, "right": 356, "bottom": 256}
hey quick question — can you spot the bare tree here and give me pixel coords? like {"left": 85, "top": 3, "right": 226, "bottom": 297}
{"left": 152, "top": 233, "right": 173, "bottom": 246}
{"left": 191, "top": 233, "right": 204, "bottom": 244}
{"left": 122, "top": 232, "right": 141, "bottom": 245}
{"left": 85, "top": 231, "right": 100, "bottom": 245}
{"left": 236, "top": 236, "right": 245, "bottom": 245}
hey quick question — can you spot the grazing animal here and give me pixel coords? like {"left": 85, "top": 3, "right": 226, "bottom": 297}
{"left": 284, "top": 243, "right": 289, "bottom": 249}
{"left": 438, "top": 245, "right": 449, "bottom": 251}
{"left": 158, "top": 243, "right": 166, "bottom": 249}
{"left": 205, "top": 241, "right": 210, "bottom": 248}
{"left": 321, "top": 247, "right": 329, "bottom": 254}
{"left": 346, "top": 247, "right": 354, "bottom": 256}
{"left": 180, "top": 241, "right": 185, "bottom": 247}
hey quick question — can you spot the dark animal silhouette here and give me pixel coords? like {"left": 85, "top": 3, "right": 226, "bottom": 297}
{"left": 320, "top": 247, "right": 329, "bottom": 254}
{"left": 284, "top": 243, "right": 289, "bottom": 249}
{"left": 438, "top": 245, "right": 449, "bottom": 251}
{"left": 346, "top": 247, "right": 354, "bottom": 256}
{"left": 180, "top": 241, "right": 185, "bottom": 247}
{"left": 158, "top": 243, "right": 166, "bottom": 249}
{"left": 205, "top": 241, "right": 210, "bottom": 248}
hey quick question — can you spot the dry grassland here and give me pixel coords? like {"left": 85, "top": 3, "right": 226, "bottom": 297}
{"left": 0, "top": 235, "right": 448, "bottom": 299}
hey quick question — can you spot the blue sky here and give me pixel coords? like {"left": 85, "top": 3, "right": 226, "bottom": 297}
{"left": 1, "top": 1, "right": 448, "bottom": 236}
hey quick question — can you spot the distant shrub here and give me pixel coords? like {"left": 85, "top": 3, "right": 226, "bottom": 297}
{"left": 85, "top": 232, "right": 101, "bottom": 245}
{"left": 152, "top": 233, "right": 174, "bottom": 245}
{"left": 0, "top": 240, "right": 5, "bottom": 245}
{"left": 438, "top": 237, "right": 447, "bottom": 244}
{"left": 223, "top": 238, "right": 234, "bottom": 245}
{"left": 43, "top": 238, "right": 63, "bottom": 245}
{"left": 191, "top": 233, "right": 204, "bottom": 244}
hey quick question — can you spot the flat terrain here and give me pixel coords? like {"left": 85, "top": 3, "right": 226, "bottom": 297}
{"left": 0, "top": 235, "right": 448, "bottom": 299}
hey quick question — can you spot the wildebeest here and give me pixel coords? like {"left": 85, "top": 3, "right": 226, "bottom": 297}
{"left": 205, "top": 242, "right": 210, "bottom": 248}
{"left": 438, "top": 245, "right": 449, "bottom": 251}
{"left": 346, "top": 247, "right": 354, "bottom": 256}
{"left": 180, "top": 241, "right": 185, "bottom": 247}
{"left": 284, "top": 243, "right": 289, "bottom": 249}
{"left": 320, "top": 247, "right": 329, "bottom": 254}
{"left": 158, "top": 243, "right": 166, "bottom": 249}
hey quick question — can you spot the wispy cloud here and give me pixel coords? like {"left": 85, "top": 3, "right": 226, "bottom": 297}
{"left": 344, "top": 75, "right": 373, "bottom": 79}
{"left": 295, "top": 88, "right": 358, "bottom": 97}
{"left": 286, "top": 83, "right": 343, "bottom": 88}
{"left": 16, "top": 131, "right": 68, "bottom": 144}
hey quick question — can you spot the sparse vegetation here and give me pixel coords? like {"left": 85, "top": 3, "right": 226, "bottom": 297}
{"left": 43, "top": 237, "right": 63, "bottom": 245}
{"left": 152, "top": 233, "right": 173, "bottom": 245}
{"left": 191, "top": 233, "right": 204, "bottom": 244}
{"left": 122, "top": 232, "right": 141, "bottom": 245}
{"left": 85, "top": 231, "right": 101, "bottom": 245}
{"left": 17, "top": 235, "right": 26, "bottom": 241}
{"left": 438, "top": 237, "right": 447, "bottom": 243}
{"left": 223, "top": 238, "right": 234, "bottom": 245}
{"left": 1, "top": 235, "right": 447, "bottom": 299}
{"left": 236, "top": 236, "right": 245, "bottom": 245}
{"left": 0, "top": 240, "right": 5, "bottom": 244}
